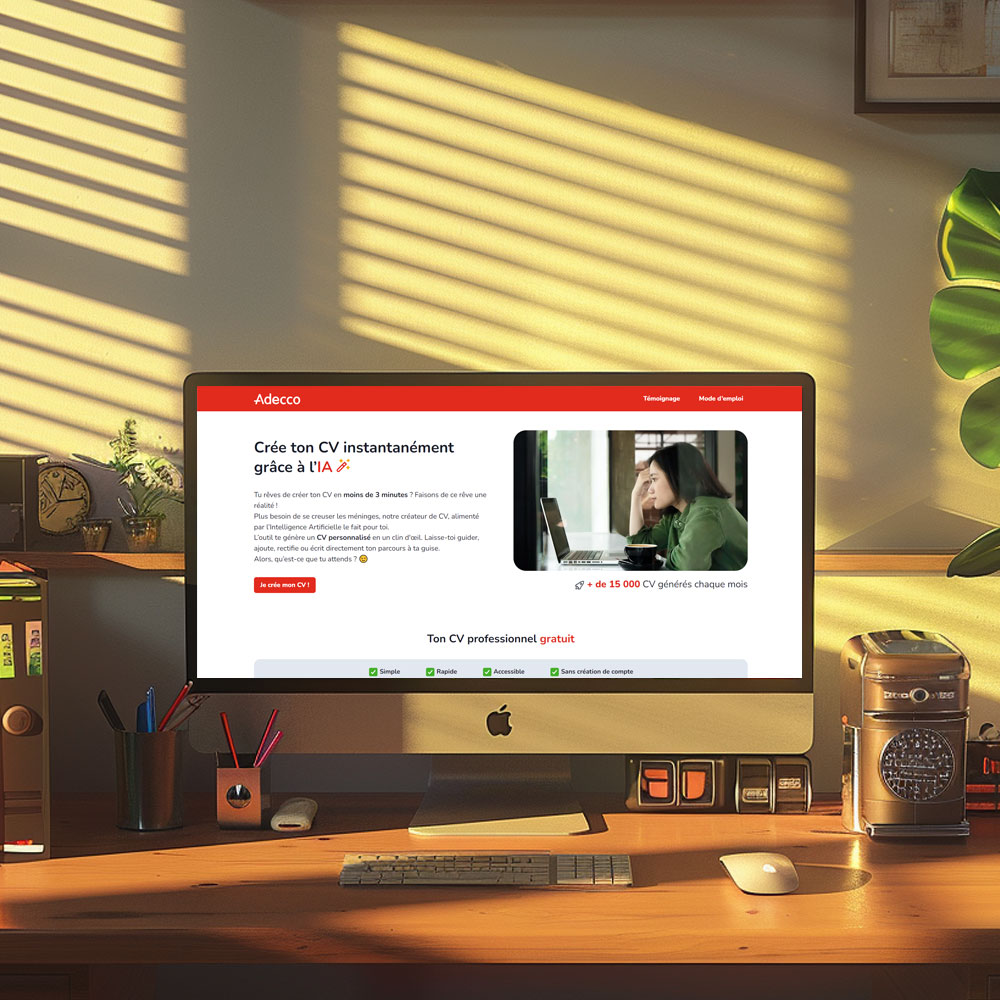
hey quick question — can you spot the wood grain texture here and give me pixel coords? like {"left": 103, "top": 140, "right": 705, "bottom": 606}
{"left": 814, "top": 551, "right": 954, "bottom": 573}
{"left": 1, "top": 796, "right": 997, "bottom": 966}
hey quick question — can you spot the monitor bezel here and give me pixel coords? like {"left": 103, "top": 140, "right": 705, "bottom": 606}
{"left": 183, "top": 371, "right": 814, "bottom": 696}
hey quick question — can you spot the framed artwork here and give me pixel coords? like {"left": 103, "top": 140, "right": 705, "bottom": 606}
{"left": 856, "top": 0, "right": 1000, "bottom": 112}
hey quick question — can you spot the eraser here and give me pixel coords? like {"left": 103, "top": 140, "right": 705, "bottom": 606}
{"left": 270, "top": 797, "right": 318, "bottom": 831}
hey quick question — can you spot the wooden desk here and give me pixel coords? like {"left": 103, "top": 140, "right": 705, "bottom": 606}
{"left": 3, "top": 796, "right": 1000, "bottom": 998}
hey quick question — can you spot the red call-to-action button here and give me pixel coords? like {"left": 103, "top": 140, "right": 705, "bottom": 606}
{"left": 254, "top": 577, "right": 316, "bottom": 593}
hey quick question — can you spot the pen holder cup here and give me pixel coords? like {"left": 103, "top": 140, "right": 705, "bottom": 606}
{"left": 114, "top": 730, "right": 183, "bottom": 831}
{"left": 216, "top": 754, "right": 271, "bottom": 829}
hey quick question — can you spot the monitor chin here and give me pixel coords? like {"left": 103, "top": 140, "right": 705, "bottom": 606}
{"left": 409, "top": 755, "right": 589, "bottom": 835}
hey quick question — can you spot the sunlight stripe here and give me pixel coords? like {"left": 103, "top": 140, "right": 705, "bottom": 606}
{"left": 340, "top": 120, "right": 849, "bottom": 288}
{"left": 0, "top": 25, "right": 182, "bottom": 101}
{"left": 1, "top": 61, "right": 185, "bottom": 135}
{"left": 1, "top": 273, "right": 189, "bottom": 348}
{"left": 0, "top": 195, "right": 187, "bottom": 272}
{"left": 0, "top": 161, "right": 185, "bottom": 238}
{"left": 0, "top": 94, "right": 186, "bottom": 170}
{"left": 340, "top": 86, "right": 850, "bottom": 256}
{"left": 1, "top": 128, "right": 186, "bottom": 205}
{"left": 338, "top": 23, "right": 850, "bottom": 192}
{"left": 340, "top": 152, "right": 848, "bottom": 320}
{"left": 0, "top": 369, "right": 179, "bottom": 436}
{"left": 341, "top": 53, "right": 848, "bottom": 225}
{"left": 5, "top": 0, "right": 184, "bottom": 67}
{"left": 341, "top": 188, "right": 848, "bottom": 352}
{"left": 341, "top": 292, "right": 627, "bottom": 370}
{"left": 0, "top": 336, "right": 179, "bottom": 417}
{"left": 0, "top": 304, "right": 189, "bottom": 375}
{"left": 64, "top": 0, "right": 184, "bottom": 33}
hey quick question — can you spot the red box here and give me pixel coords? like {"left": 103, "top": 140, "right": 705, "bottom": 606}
{"left": 253, "top": 577, "right": 316, "bottom": 593}
{"left": 967, "top": 738, "right": 1000, "bottom": 812}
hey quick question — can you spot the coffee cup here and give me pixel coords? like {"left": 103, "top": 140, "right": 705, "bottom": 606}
{"left": 624, "top": 543, "right": 658, "bottom": 569}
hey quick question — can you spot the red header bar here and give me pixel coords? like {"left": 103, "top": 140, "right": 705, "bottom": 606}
{"left": 198, "top": 386, "right": 801, "bottom": 412}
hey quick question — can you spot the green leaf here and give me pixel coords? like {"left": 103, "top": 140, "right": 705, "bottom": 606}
{"left": 939, "top": 169, "right": 1000, "bottom": 281}
{"left": 930, "top": 284, "right": 1000, "bottom": 379}
{"left": 960, "top": 376, "right": 1000, "bottom": 468}
{"left": 947, "top": 525, "right": 1000, "bottom": 577}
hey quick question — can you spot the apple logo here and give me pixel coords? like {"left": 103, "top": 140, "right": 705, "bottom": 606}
{"left": 486, "top": 704, "right": 512, "bottom": 736}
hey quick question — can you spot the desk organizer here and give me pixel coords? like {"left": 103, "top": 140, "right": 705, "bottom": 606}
{"left": 116, "top": 730, "right": 183, "bottom": 830}
{"left": 215, "top": 753, "right": 270, "bottom": 828}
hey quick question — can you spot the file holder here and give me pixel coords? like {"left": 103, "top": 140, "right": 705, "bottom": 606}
{"left": 216, "top": 753, "right": 270, "bottom": 829}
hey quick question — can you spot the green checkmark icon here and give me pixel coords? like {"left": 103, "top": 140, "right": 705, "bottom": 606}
{"left": 369, "top": 667, "right": 378, "bottom": 676}
{"left": 483, "top": 667, "right": 492, "bottom": 677}
{"left": 426, "top": 667, "right": 435, "bottom": 676}
{"left": 550, "top": 667, "right": 560, "bottom": 676}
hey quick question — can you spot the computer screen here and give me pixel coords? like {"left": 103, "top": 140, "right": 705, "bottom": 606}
{"left": 184, "top": 372, "right": 814, "bottom": 833}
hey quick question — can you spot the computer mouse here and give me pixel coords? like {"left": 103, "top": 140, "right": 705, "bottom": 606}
{"left": 719, "top": 852, "right": 799, "bottom": 895}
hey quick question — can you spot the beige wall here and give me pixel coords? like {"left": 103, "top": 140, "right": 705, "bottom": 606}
{"left": 5, "top": 0, "right": 1000, "bottom": 795}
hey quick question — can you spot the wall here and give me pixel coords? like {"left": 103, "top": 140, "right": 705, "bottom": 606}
{"left": 3, "top": 0, "right": 1000, "bottom": 798}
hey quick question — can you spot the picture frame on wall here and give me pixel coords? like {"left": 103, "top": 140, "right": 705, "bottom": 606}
{"left": 856, "top": 0, "right": 1000, "bottom": 112}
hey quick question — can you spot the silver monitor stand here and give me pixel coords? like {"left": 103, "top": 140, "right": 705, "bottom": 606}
{"left": 409, "top": 754, "right": 589, "bottom": 835}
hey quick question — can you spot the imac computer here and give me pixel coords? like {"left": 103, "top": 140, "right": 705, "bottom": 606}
{"left": 185, "top": 372, "right": 814, "bottom": 834}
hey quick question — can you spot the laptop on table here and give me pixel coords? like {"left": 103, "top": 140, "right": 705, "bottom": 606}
{"left": 540, "top": 497, "right": 624, "bottom": 566}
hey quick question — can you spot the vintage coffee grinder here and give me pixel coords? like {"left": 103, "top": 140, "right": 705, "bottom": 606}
{"left": 841, "top": 630, "right": 969, "bottom": 838}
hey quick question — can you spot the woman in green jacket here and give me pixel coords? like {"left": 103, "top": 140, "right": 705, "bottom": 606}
{"left": 627, "top": 442, "right": 747, "bottom": 571}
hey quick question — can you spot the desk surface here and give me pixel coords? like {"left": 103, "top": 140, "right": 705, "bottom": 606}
{"left": 4, "top": 796, "right": 1000, "bottom": 966}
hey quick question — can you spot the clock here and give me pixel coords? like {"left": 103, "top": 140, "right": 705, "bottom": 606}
{"left": 37, "top": 463, "right": 92, "bottom": 535}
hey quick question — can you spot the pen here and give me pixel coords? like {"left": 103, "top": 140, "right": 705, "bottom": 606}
{"left": 145, "top": 686, "right": 156, "bottom": 734}
{"left": 252, "top": 709, "right": 278, "bottom": 767}
{"left": 158, "top": 680, "right": 193, "bottom": 731}
{"left": 220, "top": 711, "right": 240, "bottom": 767}
{"left": 97, "top": 689, "right": 125, "bottom": 731}
{"left": 136, "top": 701, "right": 150, "bottom": 733}
{"left": 255, "top": 729, "right": 283, "bottom": 767}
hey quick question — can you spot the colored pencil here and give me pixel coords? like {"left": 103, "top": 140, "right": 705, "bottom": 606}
{"left": 158, "top": 680, "right": 193, "bottom": 731}
{"left": 252, "top": 709, "right": 278, "bottom": 767}
{"left": 255, "top": 729, "right": 283, "bottom": 767}
{"left": 220, "top": 711, "right": 240, "bottom": 767}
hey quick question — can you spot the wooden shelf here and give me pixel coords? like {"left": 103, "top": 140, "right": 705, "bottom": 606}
{"left": 2, "top": 552, "right": 959, "bottom": 573}
{"left": 1, "top": 551, "right": 184, "bottom": 571}
{"left": 814, "top": 550, "right": 954, "bottom": 572}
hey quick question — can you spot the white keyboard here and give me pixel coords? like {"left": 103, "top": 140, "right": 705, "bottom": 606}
{"left": 340, "top": 853, "right": 633, "bottom": 887}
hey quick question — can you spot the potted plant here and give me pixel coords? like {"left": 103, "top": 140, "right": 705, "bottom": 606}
{"left": 930, "top": 169, "right": 1000, "bottom": 576}
{"left": 76, "top": 419, "right": 184, "bottom": 552}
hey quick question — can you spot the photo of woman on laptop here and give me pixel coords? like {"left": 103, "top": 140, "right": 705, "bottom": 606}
{"left": 628, "top": 442, "right": 748, "bottom": 571}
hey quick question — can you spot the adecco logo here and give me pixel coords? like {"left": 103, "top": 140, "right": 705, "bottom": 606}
{"left": 253, "top": 394, "right": 301, "bottom": 405}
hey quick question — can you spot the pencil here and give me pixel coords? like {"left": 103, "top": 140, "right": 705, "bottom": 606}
{"left": 158, "top": 680, "right": 193, "bottom": 731}
{"left": 255, "top": 729, "right": 283, "bottom": 767}
{"left": 252, "top": 709, "right": 278, "bottom": 767}
{"left": 220, "top": 711, "right": 240, "bottom": 767}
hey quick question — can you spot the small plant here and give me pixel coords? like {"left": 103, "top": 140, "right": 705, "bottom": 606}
{"left": 77, "top": 418, "right": 184, "bottom": 518}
